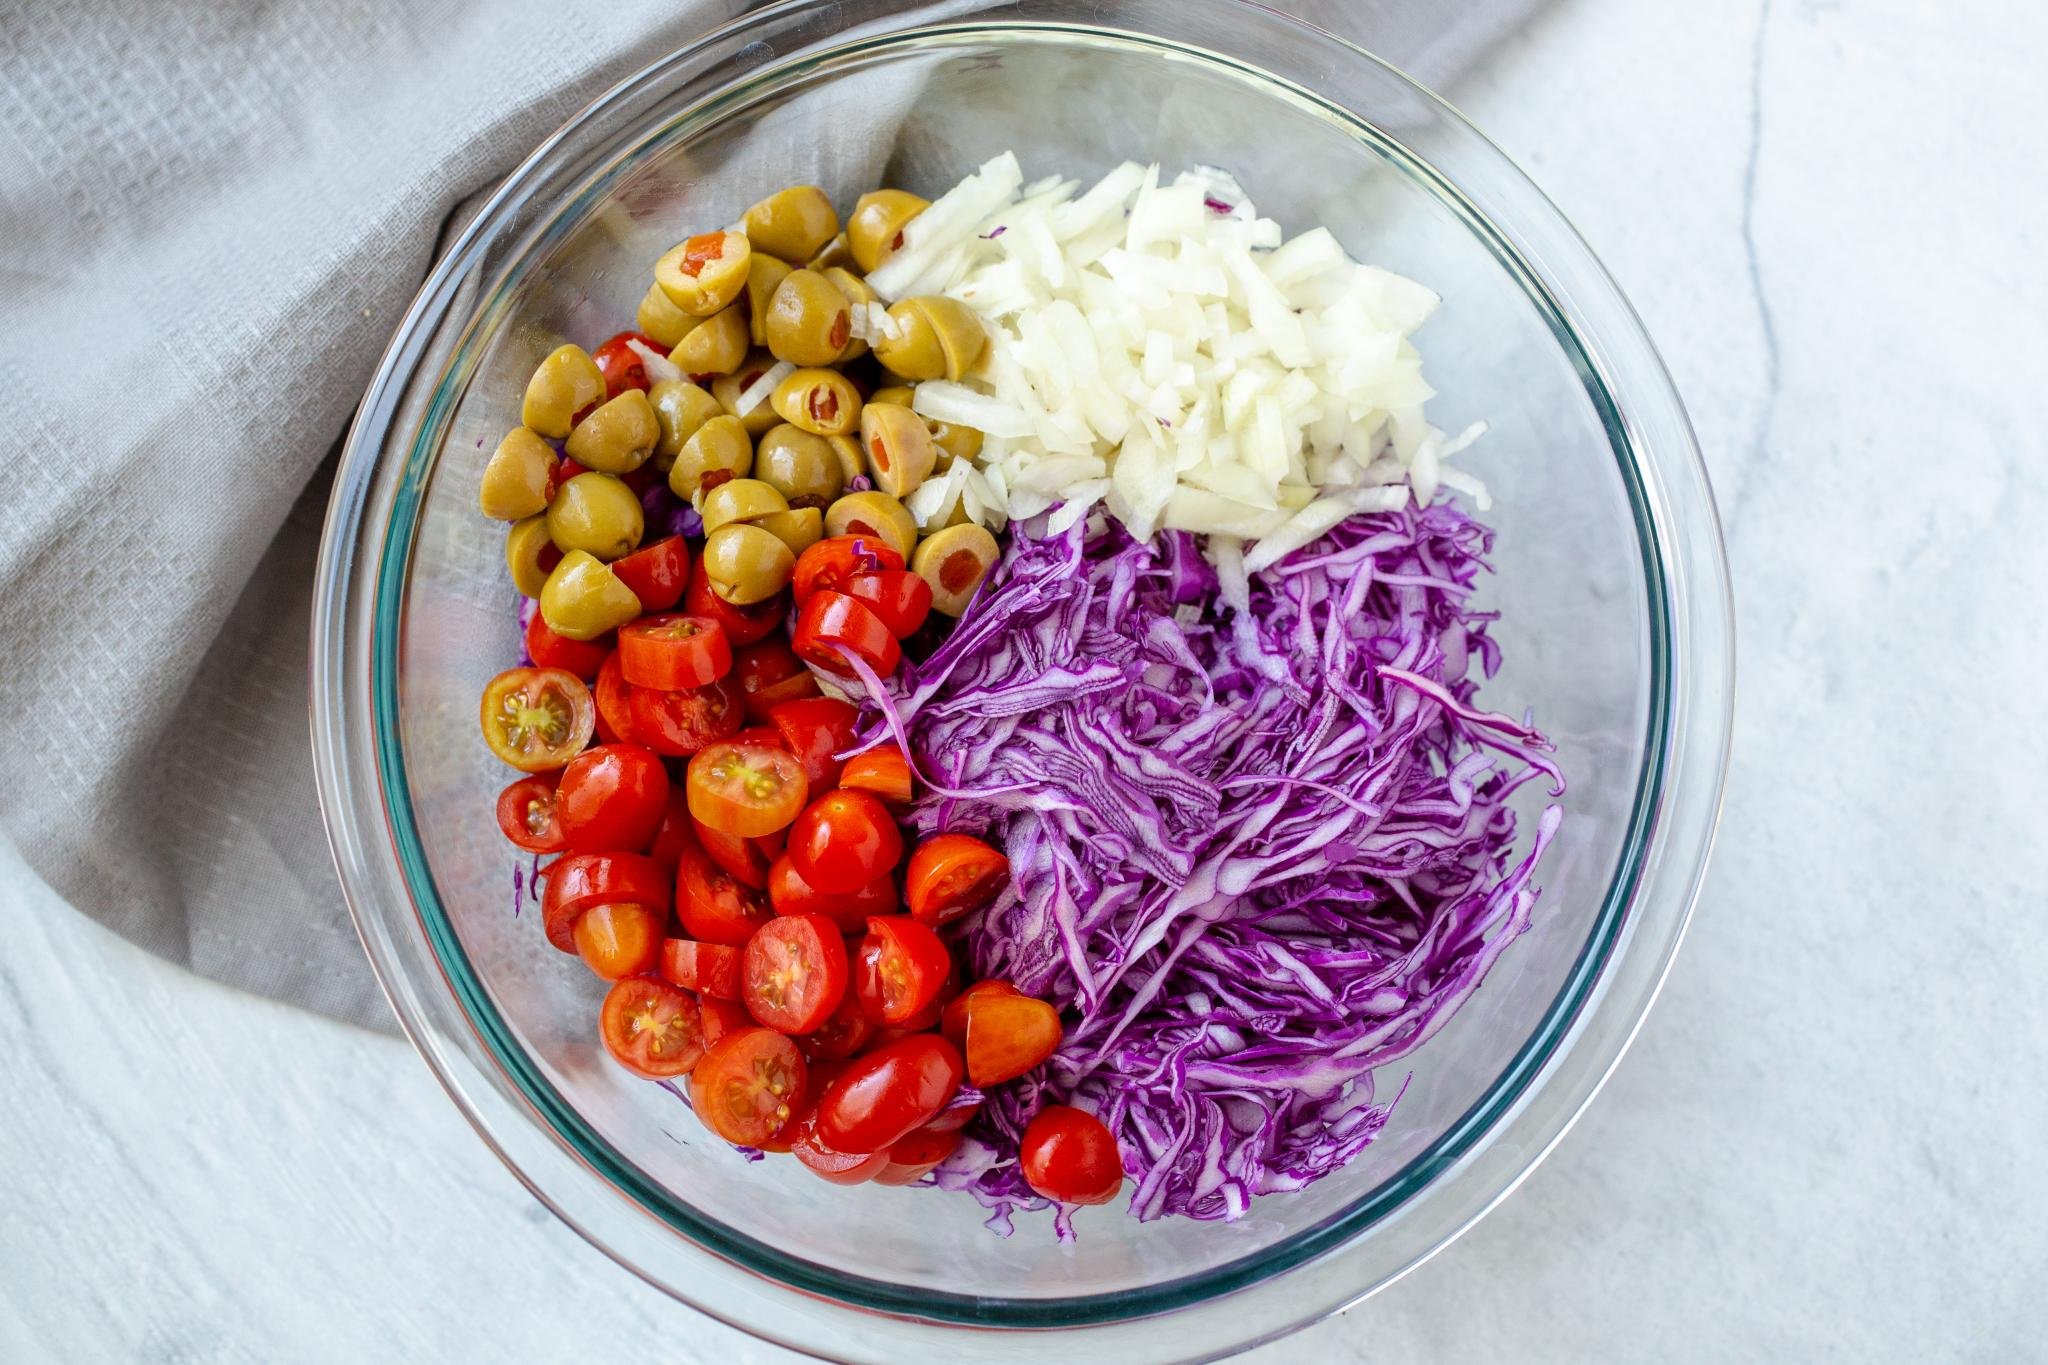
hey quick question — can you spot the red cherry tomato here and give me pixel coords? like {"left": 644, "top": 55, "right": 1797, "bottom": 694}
{"left": 1020, "top": 1105, "right": 1123, "bottom": 1206}
{"left": 845, "top": 570, "right": 933, "bottom": 638}
{"left": 768, "top": 856, "right": 898, "bottom": 933}
{"left": 798, "top": 986, "right": 875, "bottom": 1061}
{"left": 873, "top": 1124, "right": 962, "bottom": 1186}
{"left": 732, "top": 638, "right": 821, "bottom": 722}
{"left": 767, "top": 696, "right": 859, "bottom": 788}
{"left": 618, "top": 613, "right": 730, "bottom": 690}
{"left": 791, "top": 1118, "right": 890, "bottom": 1185}
{"left": 792, "top": 590, "right": 901, "bottom": 677}
{"left": 599, "top": 976, "right": 705, "bottom": 1079}
{"left": 792, "top": 536, "right": 905, "bottom": 609}
{"left": 686, "top": 740, "right": 810, "bottom": 838}
{"left": 941, "top": 978, "right": 1020, "bottom": 1045}
{"left": 855, "top": 916, "right": 954, "bottom": 1026}
{"left": 495, "top": 773, "right": 567, "bottom": 853}
{"left": 647, "top": 788, "right": 699, "bottom": 868}
{"left": 675, "top": 845, "right": 774, "bottom": 947}
{"left": 627, "top": 673, "right": 746, "bottom": 757}
{"left": 759, "top": 1058, "right": 844, "bottom": 1155}
{"left": 480, "top": 667, "right": 596, "bottom": 772}
{"left": 918, "top": 1097, "right": 983, "bottom": 1136}
{"left": 524, "top": 611, "right": 611, "bottom": 680}
{"left": 545, "top": 457, "right": 587, "bottom": 502}
{"left": 838, "top": 747, "right": 913, "bottom": 805}
{"left": 553, "top": 743, "right": 670, "bottom": 854}
{"left": 742, "top": 913, "right": 849, "bottom": 1034}
{"left": 592, "top": 330, "right": 664, "bottom": 398}
{"left": 610, "top": 534, "right": 691, "bottom": 612}
{"left": 815, "top": 1033, "right": 963, "bottom": 1154}
{"left": 593, "top": 651, "right": 639, "bottom": 745}
{"left": 728, "top": 724, "right": 786, "bottom": 749}
{"left": 787, "top": 789, "right": 903, "bottom": 895}
{"left": 685, "top": 559, "right": 784, "bottom": 647}
{"left": 541, "top": 851, "right": 671, "bottom": 953}
{"left": 691, "top": 1027, "right": 806, "bottom": 1146}
{"left": 660, "top": 938, "right": 744, "bottom": 999}
{"left": 698, "top": 994, "right": 753, "bottom": 1047}
{"left": 905, "top": 834, "right": 1010, "bottom": 927}
{"left": 573, "top": 902, "right": 665, "bottom": 980}
{"left": 947, "top": 988, "right": 1062, "bottom": 1086}
{"left": 693, "top": 818, "right": 778, "bottom": 890}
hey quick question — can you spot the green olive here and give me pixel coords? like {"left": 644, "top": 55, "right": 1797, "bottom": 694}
{"left": 667, "top": 414, "right": 753, "bottom": 499}
{"left": 521, "top": 343, "right": 605, "bottom": 439}
{"left": 872, "top": 296, "right": 986, "bottom": 381}
{"left": 540, "top": 550, "right": 643, "bottom": 640}
{"left": 713, "top": 353, "right": 789, "bottom": 437}
{"left": 848, "top": 188, "right": 928, "bottom": 274}
{"left": 825, "top": 490, "right": 919, "bottom": 561}
{"left": 754, "top": 507, "right": 824, "bottom": 557}
{"left": 505, "top": 515, "right": 559, "bottom": 598}
{"left": 770, "top": 367, "right": 861, "bottom": 436}
{"left": 807, "top": 232, "right": 853, "bottom": 271}
{"left": 911, "top": 522, "right": 999, "bottom": 616}
{"left": 754, "top": 424, "right": 846, "bottom": 508}
{"left": 868, "top": 384, "right": 914, "bottom": 409}
{"left": 821, "top": 266, "right": 878, "bottom": 362}
{"left": 763, "top": 269, "right": 853, "bottom": 367}
{"left": 564, "top": 389, "right": 658, "bottom": 473}
{"left": 701, "top": 523, "right": 795, "bottom": 605}
{"left": 546, "top": 471, "right": 643, "bottom": 562}
{"left": 927, "top": 417, "right": 984, "bottom": 466}
{"left": 858, "top": 401, "right": 937, "bottom": 499}
{"left": 824, "top": 434, "right": 865, "bottom": 486}
{"left": 700, "top": 478, "right": 789, "bottom": 536}
{"left": 669, "top": 303, "right": 748, "bottom": 376}
{"left": 745, "top": 254, "right": 794, "bottom": 347}
{"left": 741, "top": 186, "right": 839, "bottom": 264}
{"left": 636, "top": 281, "right": 698, "bottom": 348}
{"left": 649, "top": 380, "right": 725, "bottom": 468}
{"left": 479, "top": 427, "right": 557, "bottom": 520}
{"left": 654, "top": 230, "right": 750, "bottom": 316}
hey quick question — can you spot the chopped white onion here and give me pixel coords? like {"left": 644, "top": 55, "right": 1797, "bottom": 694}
{"left": 736, "top": 360, "right": 793, "bottom": 416}
{"left": 625, "top": 339, "right": 684, "bottom": 387}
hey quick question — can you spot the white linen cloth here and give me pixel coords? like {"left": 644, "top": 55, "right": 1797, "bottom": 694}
{"left": 0, "top": 0, "right": 1540, "bottom": 1030}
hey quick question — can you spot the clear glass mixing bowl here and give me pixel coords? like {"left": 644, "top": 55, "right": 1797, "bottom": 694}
{"left": 310, "top": 1, "right": 1734, "bottom": 1358}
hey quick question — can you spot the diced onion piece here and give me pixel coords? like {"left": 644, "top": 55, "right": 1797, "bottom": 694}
{"left": 626, "top": 339, "right": 685, "bottom": 386}
{"left": 736, "top": 360, "right": 794, "bottom": 415}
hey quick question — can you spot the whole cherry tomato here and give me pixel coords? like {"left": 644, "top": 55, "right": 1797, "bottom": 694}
{"left": 619, "top": 613, "right": 730, "bottom": 690}
{"left": 591, "top": 330, "right": 664, "bottom": 398}
{"left": 480, "top": 667, "right": 595, "bottom": 772}
{"left": 1020, "top": 1105, "right": 1123, "bottom": 1206}
{"left": 742, "top": 913, "right": 849, "bottom": 1034}
{"left": 786, "top": 789, "right": 903, "bottom": 895}
{"left": 904, "top": 833, "right": 1010, "bottom": 927}
{"left": 854, "top": 916, "right": 953, "bottom": 1026}
{"left": 837, "top": 746, "right": 913, "bottom": 805}
{"left": 767, "top": 696, "right": 859, "bottom": 788}
{"left": 524, "top": 611, "right": 611, "bottom": 680}
{"left": 610, "top": 534, "right": 690, "bottom": 612}
{"left": 495, "top": 773, "right": 566, "bottom": 853}
{"left": 687, "top": 740, "right": 809, "bottom": 838}
{"left": 691, "top": 1027, "right": 806, "bottom": 1146}
{"left": 599, "top": 976, "right": 705, "bottom": 1079}
{"left": 792, "top": 590, "right": 900, "bottom": 677}
{"left": 541, "top": 851, "right": 671, "bottom": 953}
{"left": 815, "top": 1033, "right": 963, "bottom": 1154}
{"left": 554, "top": 743, "right": 670, "bottom": 854}
{"left": 674, "top": 845, "right": 773, "bottom": 947}
{"left": 792, "top": 536, "right": 904, "bottom": 609}
{"left": 573, "top": 902, "right": 665, "bottom": 980}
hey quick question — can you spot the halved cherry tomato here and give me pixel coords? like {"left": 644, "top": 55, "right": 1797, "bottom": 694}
{"left": 610, "top": 535, "right": 691, "bottom": 614}
{"left": 686, "top": 559, "right": 783, "bottom": 647}
{"left": 592, "top": 330, "right": 664, "bottom": 398}
{"left": 693, "top": 818, "right": 778, "bottom": 890}
{"left": 799, "top": 986, "right": 875, "bottom": 1061}
{"left": 767, "top": 856, "right": 897, "bottom": 932}
{"left": 845, "top": 570, "right": 932, "bottom": 638}
{"left": 541, "top": 851, "right": 672, "bottom": 953}
{"left": 627, "top": 673, "right": 745, "bottom": 756}
{"left": 619, "top": 613, "right": 730, "bottom": 690}
{"left": 729, "top": 725, "right": 786, "bottom": 749}
{"left": 554, "top": 743, "right": 670, "bottom": 854}
{"left": 545, "top": 457, "right": 588, "bottom": 502}
{"left": 593, "top": 652, "right": 639, "bottom": 745}
{"left": 919, "top": 1097, "right": 983, "bottom": 1136}
{"left": 698, "top": 995, "right": 754, "bottom": 1047}
{"left": 573, "top": 902, "right": 665, "bottom": 980}
{"left": 495, "top": 774, "right": 567, "bottom": 853}
{"left": 524, "top": 611, "right": 611, "bottom": 680}
{"left": 742, "top": 913, "right": 848, "bottom": 1034}
{"left": 599, "top": 976, "right": 705, "bottom": 1079}
{"left": 675, "top": 845, "right": 773, "bottom": 947}
{"left": 905, "top": 833, "right": 1010, "bottom": 927}
{"left": 687, "top": 740, "right": 809, "bottom": 838}
{"left": 767, "top": 696, "right": 859, "bottom": 788}
{"left": 873, "top": 1124, "right": 962, "bottom": 1186}
{"left": 661, "top": 938, "right": 743, "bottom": 999}
{"left": 691, "top": 1027, "right": 806, "bottom": 1146}
{"left": 792, "top": 536, "right": 905, "bottom": 609}
{"left": 648, "top": 788, "right": 699, "bottom": 868}
{"left": 787, "top": 789, "right": 903, "bottom": 895}
{"left": 948, "top": 988, "right": 1062, "bottom": 1086}
{"left": 855, "top": 916, "right": 954, "bottom": 1026}
{"left": 838, "top": 746, "right": 913, "bottom": 805}
{"left": 791, "top": 1117, "right": 889, "bottom": 1185}
{"left": 480, "top": 667, "right": 595, "bottom": 772}
{"left": 733, "top": 638, "right": 821, "bottom": 722}
{"left": 1020, "top": 1105, "right": 1123, "bottom": 1205}
{"left": 792, "top": 590, "right": 901, "bottom": 677}
{"left": 816, "top": 1033, "right": 963, "bottom": 1154}
{"left": 760, "top": 1058, "right": 844, "bottom": 1155}
{"left": 941, "top": 978, "right": 1020, "bottom": 1046}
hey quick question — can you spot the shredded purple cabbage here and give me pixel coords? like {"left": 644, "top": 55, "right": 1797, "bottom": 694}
{"left": 850, "top": 501, "right": 1562, "bottom": 1226}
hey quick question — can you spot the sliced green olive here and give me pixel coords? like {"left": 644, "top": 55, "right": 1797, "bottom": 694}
{"left": 546, "top": 471, "right": 643, "bottom": 562}
{"left": 763, "top": 269, "right": 853, "bottom": 367}
{"left": 847, "top": 188, "right": 928, "bottom": 274}
{"left": 927, "top": 417, "right": 984, "bottom": 466}
{"left": 540, "top": 550, "right": 643, "bottom": 640}
{"left": 858, "top": 401, "right": 937, "bottom": 499}
{"left": 911, "top": 522, "right": 999, "bottom": 616}
{"left": 669, "top": 303, "right": 748, "bottom": 376}
{"left": 754, "top": 424, "right": 845, "bottom": 508}
{"left": 769, "top": 367, "right": 860, "bottom": 436}
{"left": 521, "top": 343, "right": 606, "bottom": 439}
{"left": 667, "top": 413, "right": 753, "bottom": 499}
{"left": 872, "top": 296, "right": 985, "bottom": 381}
{"left": 824, "top": 434, "right": 865, "bottom": 486}
{"left": 649, "top": 379, "right": 725, "bottom": 469}
{"left": 713, "top": 352, "right": 788, "bottom": 437}
{"left": 564, "top": 389, "right": 658, "bottom": 474}
{"left": 700, "top": 523, "right": 795, "bottom": 605}
{"left": 505, "top": 515, "right": 560, "bottom": 598}
{"left": 825, "top": 490, "right": 919, "bottom": 561}
{"left": 741, "top": 186, "right": 839, "bottom": 264}
{"left": 700, "top": 478, "right": 788, "bottom": 536}
{"left": 636, "top": 281, "right": 698, "bottom": 348}
{"left": 745, "top": 254, "right": 794, "bottom": 347}
{"left": 654, "top": 230, "right": 751, "bottom": 316}
{"left": 479, "top": 427, "right": 558, "bottom": 520}
{"left": 821, "top": 266, "right": 878, "bottom": 362}
{"left": 754, "top": 507, "right": 824, "bottom": 557}
{"left": 806, "top": 232, "right": 853, "bottom": 271}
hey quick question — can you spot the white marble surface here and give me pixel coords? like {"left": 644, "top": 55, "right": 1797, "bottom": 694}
{"left": 6, "top": 0, "right": 2047, "bottom": 1359}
